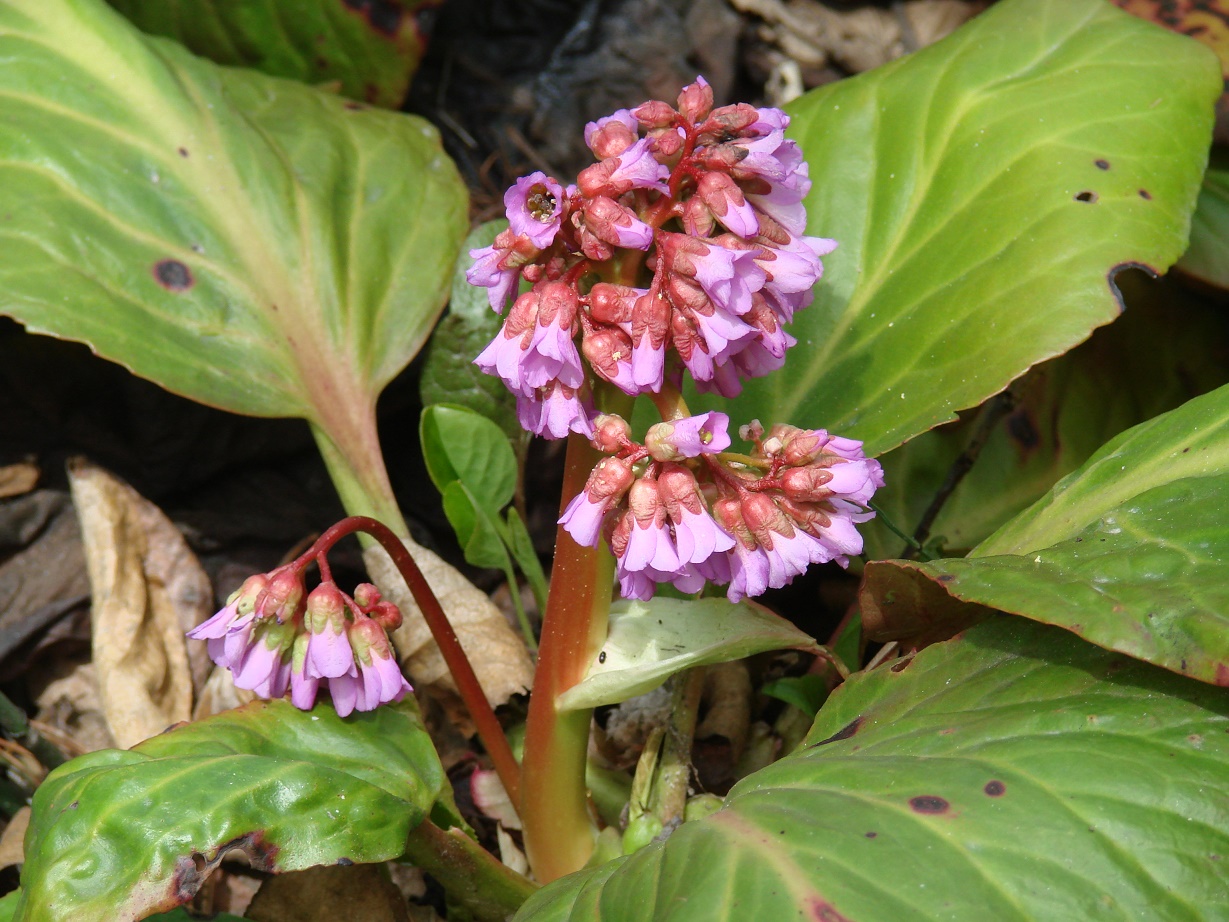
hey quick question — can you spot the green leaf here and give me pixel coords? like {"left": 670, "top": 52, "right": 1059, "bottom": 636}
{"left": 557, "top": 598, "right": 820, "bottom": 711}
{"left": 107, "top": 0, "right": 432, "bottom": 108}
{"left": 442, "top": 481, "right": 514, "bottom": 572}
{"left": 420, "top": 404, "right": 518, "bottom": 512}
{"left": 715, "top": 0, "right": 1219, "bottom": 456}
{"left": 862, "top": 270, "right": 1229, "bottom": 558}
{"left": 516, "top": 619, "right": 1229, "bottom": 921}
{"left": 505, "top": 506, "right": 549, "bottom": 612}
{"left": 420, "top": 220, "right": 524, "bottom": 442}
{"left": 1177, "top": 152, "right": 1229, "bottom": 290}
{"left": 864, "top": 381, "right": 1229, "bottom": 685}
{"left": 759, "top": 674, "right": 827, "bottom": 717}
{"left": 0, "top": 0, "right": 466, "bottom": 427}
{"left": 14, "top": 697, "right": 448, "bottom": 922}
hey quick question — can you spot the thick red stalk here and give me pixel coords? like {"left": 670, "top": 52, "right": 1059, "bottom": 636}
{"left": 302, "top": 516, "right": 521, "bottom": 810}
{"left": 520, "top": 433, "right": 612, "bottom": 881}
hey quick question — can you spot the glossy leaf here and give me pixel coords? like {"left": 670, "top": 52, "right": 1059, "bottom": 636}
{"left": 517, "top": 619, "right": 1229, "bottom": 921}
{"left": 420, "top": 220, "right": 523, "bottom": 442}
{"left": 716, "top": 0, "right": 1219, "bottom": 456}
{"left": 0, "top": 0, "right": 466, "bottom": 426}
{"left": 14, "top": 698, "right": 448, "bottom": 921}
{"left": 1177, "top": 155, "right": 1229, "bottom": 291}
{"left": 862, "top": 270, "right": 1229, "bottom": 559}
{"left": 420, "top": 405, "right": 517, "bottom": 514}
{"left": 108, "top": 0, "right": 432, "bottom": 109}
{"left": 864, "top": 382, "right": 1229, "bottom": 685}
{"left": 442, "top": 480, "right": 513, "bottom": 571}
{"left": 557, "top": 598, "right": 820, "bottom": 711}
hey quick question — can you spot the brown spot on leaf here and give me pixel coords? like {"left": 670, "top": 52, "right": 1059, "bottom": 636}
{"left": 153, "top": 259, "right": 193, "bottom": 292}
{"left": 909, "top": 795, "right": 949, "bottom": 814}
{"left": 169, "top": 831, "right": 280, "bottom": 904}
{"left": 1139, "top": 189, "right": 1152, "bottom": 200}
{"left": 984, "top": 780, "right": 1005, "bottom": 797}
{"left": 344, "top": 101, "right": 366, "bottom": 111}
{"left": 177, "top": 147, "right": 189, "bottom": 158}
{"left": 812, "top": 716, "right": 863, "bottom": 747}
{"left": 936, "top": 574, "right": 956, "bottom": 583}
{"left": 864, "top": 831, "right": 877, "bottom": 838}
{"left": 1074, "top": 190, "right": 1098, "bottom": 203}
{"left": 1006, "top": 409, "right": 1040, "bottom": 451}
{"left": 890, "top": 657, "right": 912, "bottom": 673}
{"left": 1094, "top": 159, "right": 1110, "bottom": 170}
{"left": 337, "top": 856, "right": 354, "bottom": 866}
{"left": 805, "top": 898, "right": 854, "bottom": 922}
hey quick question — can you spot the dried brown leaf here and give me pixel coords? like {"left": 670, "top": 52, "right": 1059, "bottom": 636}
{"left": 68, "top": 459, "right": 212, "bottom": 748}
{"left": 192, "top": 663, "right": 258, "bottom": 721}
{"left": 0, "top": 807, "right": 30, "bottom": 871}
{"left": 0, "top": 460, "right": 39, "bottom": 500}
{"left": 364, "top": 539, "right": 532, "bottom": 707}
{"left": 32, "top": 658, "right": 114, "bottom": 753}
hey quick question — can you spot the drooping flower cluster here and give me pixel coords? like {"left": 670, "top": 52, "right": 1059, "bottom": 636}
{"left": 470, "top": 77, "right": 834, "bottom": 439}
{"left": 559, "top": 412, "right": 884, "bottom": 602}
{"left": 187, "top": 569, "right": 411, "bottom": 717}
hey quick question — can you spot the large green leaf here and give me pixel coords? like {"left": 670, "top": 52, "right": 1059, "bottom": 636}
{"left": 0, "top": 0, "right": 466, "bottom": 428}
{"left": 863, "top": 271, "right": 1229, "bottom": 559}
{"left": 14, "top": 698, "right": 449, "bottom": 922}
{"left": 516, "top": 618, "right": 1229, "bottom": 921}
{"left": 863, "top": 381, "right": 1229, "bottom": 685}
{"left": 717, "top": 0, "right": 1219, "bottom": 456}
{"left": 1176, "top": 152, "right": 1229, "bottom": 291}
{"left": 107, "top": 0, "right": 433, "bottom": 109}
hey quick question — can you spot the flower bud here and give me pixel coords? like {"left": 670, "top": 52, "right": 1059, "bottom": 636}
{"left": 369, "top": 600, "right": 403, "bottom": 632}
{"left": 631, "top": 100, "right": 677, "bottom": 129}
{"left": 353, "top": 582, "right": 381, "bottom": 611}
{"left": 305, "top": 580, "right": 346, "bottom": 632}
{"left": 677, "top": 77, "right": 714, "bottom": 125}
{"left": 257, "top": 566, "right": 306, "bottom": 623}
{"left": 588, "top": 282, "right": 638, "bottom": 324}
{"left": 780, "top": 466, "right": 835, "bottom": 503}
{"left": 591, "top": 413, "right": 632, "bottom": 453}
{"left": 645, "top": 411, "right": 731, "bottom": 461}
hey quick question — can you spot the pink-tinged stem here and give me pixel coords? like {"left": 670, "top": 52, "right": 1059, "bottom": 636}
{"left": 301, "top": 516, "right": 521, "bottom": 810}
{"left": 520, "top": 433, "right": 613, "bottom": 882}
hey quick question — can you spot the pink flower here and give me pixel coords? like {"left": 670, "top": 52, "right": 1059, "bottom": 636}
{"left": 645, "top": 412, "right": 731, "bottom": 461}
{"left": 581, "top": 196, "right": 655, "bottom": 250}
{"left": 505, "top": 172, "right": 567, "bottom": 249}
{"left": 475, "top": 283, "right": 584, "bottom": 398}
{"left": 584, "top": 109, "right": 639, "bottom": 158}
{"left": 578, "top": 138, "right": 670, "bottom": 198}
{"left": 516, "top": 381, "right": 594, "bottom": 440}
{"left": 697, "top": 172, "right": 759, "bottom": 239}
{"left": 559, "top": 456, "right": 635, "bottom": 547}
{"left": 327, "top": 619, "right": 412, "bottom": 718}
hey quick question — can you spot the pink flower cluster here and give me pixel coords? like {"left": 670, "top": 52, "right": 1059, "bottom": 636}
{"left": 559, "top": 412, "right": 884, "bottom": 602}
{"left": 470, "top": 77, "right": 835, "bottom": 439}
{"left": 187, "top": 570, "right": 411, "bottom": 717}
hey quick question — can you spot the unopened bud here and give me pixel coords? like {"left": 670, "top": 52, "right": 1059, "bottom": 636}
{"left": 587, "top": 456, "right": 636, "bottom": 502}
{"left": 677, "top": 78, "right": 714, "bottom": 125}
{"left": 767, "top": 424, "right": 824, "bottom": 466}
{"left": 591, "top": 414, "right": 632, "bottom": 453}
{"left": 739, "top": 420, "right": 765, "bottom": 442}
{"left": 588, "top": 120, "right": 638, "bottom": 159}
{"left": 259, "top": 567, "right": 306, "bottom": 623}
{"left": 353, "top": 583, "right": 381, "bottom": 611}
{"left": 780, "top": 466, "right": 835, "bottom": 503}
{"left": 631, "top": 100, "right": 677, "bottom": 129}
{"left": 588, "top": 282, "right": 637, "bottom": 324}
{"left": 682, "top": 196, "right": 715, "bottom": 237}
{"left": 369, "top": 600, "right": 402, "bottom": 632}
{"left": 648, "top": 128, "right": 684, "bottom": 158}
{"left": 582, "top": 324, "right": 634, "bottom": 385}
{"left": 228, "top": 573, "right": 270, "bottom": 616}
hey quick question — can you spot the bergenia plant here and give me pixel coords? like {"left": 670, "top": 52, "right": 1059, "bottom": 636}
{"left": 2, "top": 0, "right": 1228, "bottom": 920}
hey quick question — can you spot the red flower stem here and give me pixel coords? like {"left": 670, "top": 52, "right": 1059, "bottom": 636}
{"left": 520, "top": 432, "right": 614, "bottom": 882}
{"left": 300, "top": 516, "right": 521, "bottom": 811}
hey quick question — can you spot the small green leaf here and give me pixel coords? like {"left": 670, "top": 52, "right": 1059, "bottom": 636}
{"left": 442, "top": 481, "right": 514, "bottom": 572}
{"left": 107, "top": 0, "right": 432, "bottom": 108}
{"left": 0, "top": 0, "right": 466, "bottom": 430}
{"left": 516, "top": 619, "right": 1229, "bottom": 921}
{"left": 420, "top": 405, "right": 518, "bottom": 513}
{"left": 864, "top": 381, "right": 1229, "bottom": 685}
{"left": 421, "top": 220, "right": 523, "bottom": 442}
{"left": 505, "top": 506, "right": 549, "bottom": 612}
{"left": 712, "top": 0, "right": 1219, "bottom": 456}
{"left": 15, "top": 697, "right": 448, "bottom": 922}
{"left": 1177, "top": 153, "right": 1229, "bottom": 290}
{"left": 557, "top": 598, "right": 820, "bottom": 711}
{"left": 759, "top": 674, "right": 827, "bottom": 717}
